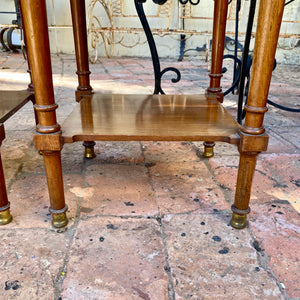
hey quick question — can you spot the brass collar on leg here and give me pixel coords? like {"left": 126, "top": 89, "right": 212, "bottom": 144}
{"left": 0, "top": 209, "right": 13, "bottom": 225}
{"left": 49, "top": 205, "right": 68, "bottom": 228}
{"left": 203, "top": 142, "right": 215, "bottom": 158}
{"left": 230, "top": 212, "right": 247, "bottom": 229}
{"left": 230, "top": 205, "right": 250, "bottom": 229}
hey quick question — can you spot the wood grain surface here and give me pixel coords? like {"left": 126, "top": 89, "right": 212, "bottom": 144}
{"left": 0, "top": 90, "right": 33, "bottom": 123}
{"left": 62, "top": 93, "right": 240, "bottom": 144}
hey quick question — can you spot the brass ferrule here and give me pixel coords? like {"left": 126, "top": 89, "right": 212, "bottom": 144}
{"left": 52, "top": 212, "right": 68, "bottom": 228}
{"left": 203, "top": 142, "right": 215, "bottom": 158}
{"left": 85, "top": 147, "right": 96, "bottom": 159}
{"left": 0, "top": 209, "right": 13, "bottom": 225}
{"left": 83, "top": 141, "right": 96, "bottom": 159}
{"left": 230, "top": 212, "right": 247, "bottom": 229}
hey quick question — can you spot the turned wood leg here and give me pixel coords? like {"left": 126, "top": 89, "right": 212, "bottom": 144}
{"left": 0, "top": 125, "right": 12, "bottom": 225}
{"left": 70, "top": 0, "right": 93, "bottom": 100}
{"left": 230, "top": 151, "right": 258, "bottom": 229}
{"left": 70, "top": 0, "right": 95, "bottom": 159}
{"left": 229, "top": 0, "right": 284, "bottom": 229}
{"left": 204, "top": 0, "right": 228, "bottom": 159}
{"left": 21, "top": 0, "right": 68, "bottom": 227}
{"left": 0, "top": 147, "right": 12, "bottom": 225}
{"left": 42, "top": 151, "right": 68, "bottom": 228}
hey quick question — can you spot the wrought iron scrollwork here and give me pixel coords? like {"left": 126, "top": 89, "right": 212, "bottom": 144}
{"left": 0, "top": 0, "right": 26, "bottom": 57}
{"left": 135, "top": 0, "right": 181, "bottom": 94}
{"left": 179, "top": 0, "right": 200, "bottom": 5}
{"left": 87, "top": 0, "right": 114, "bottom": 61}
{"left": 153, "top": 0, "right": 168, "bottom": 4}
{"left": 225, "top": 0, "right": 300, "bottom": 123}
{"left": 222, "top": 54, "right": 241, "bottom": 96}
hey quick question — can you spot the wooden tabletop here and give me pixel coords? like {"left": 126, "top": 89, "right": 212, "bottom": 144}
{"left": 62, "top": 93, "right": 241, "bottom": 144}
{"left": 0, "top": 90, "right": 34, "bottom": 123}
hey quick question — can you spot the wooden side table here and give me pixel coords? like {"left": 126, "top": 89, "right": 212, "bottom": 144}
{"left": 20, "top": 0, "right": 285, "bottom": 229}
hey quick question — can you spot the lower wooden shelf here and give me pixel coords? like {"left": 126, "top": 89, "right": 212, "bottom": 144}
{"left": 0, "top": 90, "right": 34, "bottom": 124}
{"left": 62, "top": 93, "right": 241, "bottom": 144}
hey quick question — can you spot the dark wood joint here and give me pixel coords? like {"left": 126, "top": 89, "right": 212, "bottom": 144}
{"left": 206, "top": 89, "right": 224, "bottom": 102}
{"left": 34, "top": 132, "right": 63, "bottom": 151}
{"left": 207, "top": 74, "right": 224, "bottom": 102}
{"left": 0, "top": 124, "right": 5, "bottom": 144}
{"left": 238, "top": 130, "right": 269, "bottom": 153}
{"left": 75, "top": 89, "right": 93, "bottom": 102}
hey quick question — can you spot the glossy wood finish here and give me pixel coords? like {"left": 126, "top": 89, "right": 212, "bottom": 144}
{"left": 204, "top": 0, "right": 228, "bottom": 157}
{"left": 18, "top": 0, "right": 34, "bottom": 92}
{"left": 20, "top": 0, "right": 284, "bottom": 229}
{"left": 62, "top": 94, "right": 240, "bottom": 144}
{"left": 207, "top": 0, "right": 228, "bottom": 101}
{"left": 20, "top": 0, "right": 67, "bottom": 227}
{"left": 0, "top": 90, "right": 33, "bottom": 123}
{"left": 70, "top": 0, "right": 92, "bottom": 100}
{"left": 0, "top": 125, "right": 8, "bottom": 209}
{"left": 242, "top": 0, "right": 285, "bottom": 135}
{"left": 0, "top": 128, "right": 12, "bottom": 224}
{"left": 70, "top": 0, "right": 95, "bottom": 158}
{"left": 231, "top": 0, "right": 285, "bottom": 228}
{"left": 20, "top": 0, "right": 60, "bottom": 135}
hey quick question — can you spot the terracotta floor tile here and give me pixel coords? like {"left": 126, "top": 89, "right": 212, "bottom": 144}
{"left": 163, "top": 214, "right": 284, "bottom": 300}
{"left": 208, "top": 155, "right": 296, "bottom": 206}
{"left": 250, "top": 202, "right": 300, "bottom": 299}
{"left": 81, "top": 164, "right": 158, "bottom": 217}
{"left": 61, "top": 217, "right": 169, "bottom": 300}
{"left": 258, "top": 154, "right": 300, "bottom": 212}
{"left": 271, "top": 126, "right": 300, "bottom": 150}
{"left": 6, "top": 174, "right": 81, "bottom": 229}
{"left": 267, "top": 130, "right": 298, "bottom": 154}
{"left": 150, "top": 162, "right": 230, "bottom": 214}
{"left": 4, "top": 108, "right": 36, "bottom": 131}
{"left": 142, "top": 141, "right": 198, "bottom": 163}
{"left": 1, "top": 53, "right": 299, "bottom": 299}
{"left": 94, "top": 141, "right": 144, "bottom": 164}
{"left": 0, "top": 228, "right": 70, "bottom": 300}
{"left": 193, "top": 142, "right": 239, "bottom": 157}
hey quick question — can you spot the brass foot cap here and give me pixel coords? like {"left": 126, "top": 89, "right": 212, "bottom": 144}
{"left": 203, "top": 147, "right": 214, "bottom": 158}
{"left": 52, "top": 212, "right": 68, "bottom": 228}
{"left": 230, "top": 212, "right": 247, "bottom": 229}
{"left": 203, "top": 142, "right": 215, "bottom": 158}
{"left": 85, "top": 147, "right": 96, "bottom": 159}
{"left": 0, "top": 209, "right": 13, "bottom": 225}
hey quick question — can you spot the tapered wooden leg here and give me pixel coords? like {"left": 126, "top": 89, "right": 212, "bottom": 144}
{"left": 0, "top": 151, "right": 12, "bottom": 225}
{"left": 70, "top": 0, "right": 92, "bottom": 100}
{"left": 230, "top": 151, "right": 258, "bottom": 229}
{"left": 69, "top": 0, "right": 95, "bottom": 158}
{"left": 20, "top": 0, "right": 68, "bottom": 226}
{"left": 42, "top": 151, "right": 68, "bottom": 228}
{"left": 0, "top": 125, "right": 12, "bottom": 225}
{"left": 204, "top": 0, "right": 228, "bottom": 158}
{"left": 228, "top": 0, "right": 284, "bottom": 228}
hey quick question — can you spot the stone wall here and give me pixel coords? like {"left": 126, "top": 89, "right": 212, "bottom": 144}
{"left": 1, "top": 0, "right": 299, "bottom": 63}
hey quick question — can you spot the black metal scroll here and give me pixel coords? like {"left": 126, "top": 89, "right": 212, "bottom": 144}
{"left": 179, "top": 0, "right": 201, "bottom": 5}
{"left": 222, "top": 0, "right": 300, "bottom": 123}
{"left": 0, "top": 0, "right": 25, "bottom": 55}
{"left": 236, "top": 0, "right": 256, "bottom": 123}
{"left": 135, "top": 0, "right": 181, "bottom": 94}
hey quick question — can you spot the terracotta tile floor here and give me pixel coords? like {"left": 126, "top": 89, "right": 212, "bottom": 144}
{"left": 0, "top": 52, "right": 299, "bottom": 300}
